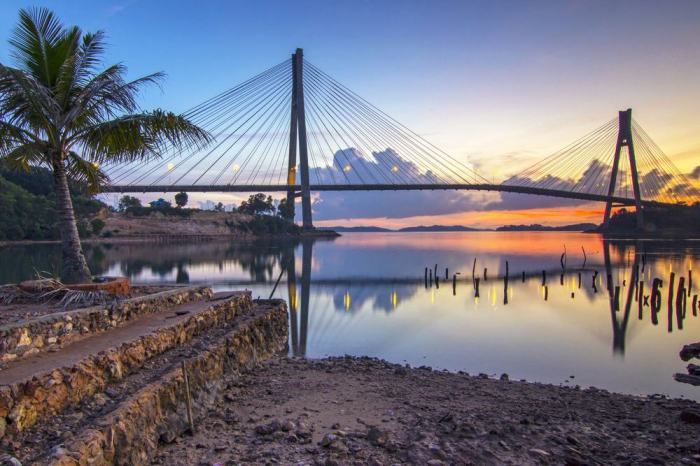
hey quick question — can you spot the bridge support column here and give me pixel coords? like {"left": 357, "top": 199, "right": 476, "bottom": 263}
{"left": 286, "top": 51, "right": 298, "bottom": 221}
{"left": 292, "top": 48, "right": 314, "bottom": 230}
{"left": 603, "top": 109, "right": 644, "bottom": 230}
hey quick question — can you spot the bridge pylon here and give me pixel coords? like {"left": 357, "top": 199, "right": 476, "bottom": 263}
{"left": 602, "top": 108, "right": 644, "bottom": 230}
{"left": 288, "top": 48, "right": 314, "bottom": 230}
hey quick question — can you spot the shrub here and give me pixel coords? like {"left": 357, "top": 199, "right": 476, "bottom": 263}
{"left": 91, "top": 218, "right": 106, "bottom": 235}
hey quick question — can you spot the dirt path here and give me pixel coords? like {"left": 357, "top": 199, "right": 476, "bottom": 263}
{"left": 153, "top": 356, "right": 700, "bottom": 466}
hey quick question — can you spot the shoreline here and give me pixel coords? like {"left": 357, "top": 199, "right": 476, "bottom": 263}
{"left": 153, "top": 355, "right": 700, "bottom": 465}
{"left": 0, "top": 230, "right": 340, "bottom": 248}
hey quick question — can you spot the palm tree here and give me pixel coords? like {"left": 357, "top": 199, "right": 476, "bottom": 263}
{"left": 0, "top": 8, "right": 210, "bottom": 283}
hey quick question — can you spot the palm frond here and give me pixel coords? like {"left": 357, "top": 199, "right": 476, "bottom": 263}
{"left": 74, "top": 110, "right": 211, "bottom": 164}
{"left": 2, "top": 142, "right": 49, "bottom": 170}
{"left": 65, "top": 150, "right": 108, "bottom": 192}
{"left": 0, "top": 120, "right": 38, "bottom": 158}
{"left": 9, "top": 7, "right": 65, "bottom": 86}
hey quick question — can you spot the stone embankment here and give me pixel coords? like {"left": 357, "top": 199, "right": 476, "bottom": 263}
{"left": 0, "top": 287, "right": 288, "bottom": 465}
{"left": 0, "top": 286, "right": 211, "bottom": 364}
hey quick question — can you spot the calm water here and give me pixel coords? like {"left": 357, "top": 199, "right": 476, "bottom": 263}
{"left": 2, "top": 232, "right": 699, "bottom": 400}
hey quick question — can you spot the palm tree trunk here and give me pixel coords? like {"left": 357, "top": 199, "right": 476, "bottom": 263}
{"left": 52, "top": 157, "right": 92, "bottom": 283}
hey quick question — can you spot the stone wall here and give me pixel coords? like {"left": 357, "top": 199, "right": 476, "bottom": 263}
{"left": 0, "top": 286, "right": 212, "bottom": 364}
{"left": 40, "top": 301, "right": 288, "bottom": 466}
{"left": 0, "top": 291, "right": 249, "bottom": 439}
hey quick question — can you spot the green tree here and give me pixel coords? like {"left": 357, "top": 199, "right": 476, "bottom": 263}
{"left": 0, "top": 8, "right": 210, "bottom": 282}
{"left": 277, "top": 197, "right": 294, "bottom": 220}
{"left": 118, "top": 195, "right": 142, "bottom": 211}
{"left": 174, "top": 191, "right": 188, "bottom": 208}
{"left": 90, "top": 218, "right": 105, "bottom": 235}
{"left": 238, "top": 193, "right": 275, "bottom": 216}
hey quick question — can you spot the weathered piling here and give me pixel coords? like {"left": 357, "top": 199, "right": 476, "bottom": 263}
{"left": 638, "top": 281, "right": 644, "bottom": 319}
{"left": 614, "top": 286, "right": 621, "bottom": 311}
{"left": 668, "top": 273, "right": 676, "bottom": 333}
{"left": 503, "top": 261, "right": 509, "bottom": 305}
{"left": 425, "top": 267, "right": 428, "bottom": 288}
{"left": 542, "top": 270, "right": 546, "bottom": 286}
{"left": 578, "top": 272, "right": 582, "bottom": 289}
{"left": 560, "top": 273, "right": 564, "bottom": 286}
{"left": 452, "top": 273, "right": 459, "bottom": 296}
{"left": 693, "top": 294, "right": 698, "bottom": 316}
{"left": 607, "top": 274, "right": 613, "bottom": 291}
{"left": 544, "top": 285, "right": 549, "bottom": 301}
{"left": 651, "top": 278, "right": 662, "bottom": 326}
{"left": 676, "top": 277, "right": 687, "bottom": 325}
{"left": 445, "top": 268, "right": 449, "bottom": 280}
{"left": 484, "top": 267, "right": 488, "bottom": 281}
{"left": 522, "top": 271, "right": 525, "bottom": 283}
{"left": 474, "top": 277, "right": 480, "bottom": 298}
{"left": 668, "top": 272, "right": 676, "bottom": 313}
{"left": 429, "top": 269, "right": 433, "bottom": 287}
{"left": 436, "top": 275, "right": 440, "bottom": 289}
{"left": 689, "top": 270, "right": 693, "bottom": 297}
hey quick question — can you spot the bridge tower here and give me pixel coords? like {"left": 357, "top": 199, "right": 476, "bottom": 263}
{"left": 602, "top": 108, "right": 644, "bottom": 230}
{"left": 287, "top": 48, "right": 314, "bottom": 230}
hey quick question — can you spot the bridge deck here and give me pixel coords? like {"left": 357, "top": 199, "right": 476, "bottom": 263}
{"left": 101, "top": 183, "right": 667, "bottom": 207}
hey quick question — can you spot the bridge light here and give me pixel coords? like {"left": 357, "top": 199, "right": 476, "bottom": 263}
{"left": 91, "top": 162, "right": 99, "bottom": 169}
{"left": 343, "top": 164, "right": 352, "bottom": 172}
{"left": 166, "top": 162, "right": 174, "bottom": 172}
{"left": 391, "top": 165, "right": 398, "bottom": 173}
{"left": 232, "top": 164, "right": 240, "bottom": 172}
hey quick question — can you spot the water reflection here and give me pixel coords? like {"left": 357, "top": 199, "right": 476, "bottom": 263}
{"left": 0, "top": 232, "right": 698, "bottom": 399}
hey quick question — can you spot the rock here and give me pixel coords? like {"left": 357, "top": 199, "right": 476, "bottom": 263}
{"left": 500, "top": 373, "right": 509, "bottom": 381}
{"left": 529, "top": 448, "right": 551, "bottom": 458}
{"left": 367, "top": 427, "right": 389, "bottom": 447}
{"left": 680, "top": 409, "right": 700, "bottom": 424}
{"left": 255, "top": 420, "right": 281, "bottom": 435}
{"left": 320, "top": 433, "right": 338, "bottom": 447}
{"left": 0, "top": 454, "right": 23, "bottom": 466}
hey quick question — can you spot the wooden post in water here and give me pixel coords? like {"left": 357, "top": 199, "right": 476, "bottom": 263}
{"left": 614, "top": 286, "right": 620, "bottom": 311}
{"left": 474, "top": 277, "right": 480, "bottom": 298}
{"left": 544, "top": 286, "right": 549, "bottom": 301}
{"left": 638, "top": 281, "right": 644, "bottom": 319}
{"left": 542, "top": 270, "right": 546, "bottom": 286}
{"left": 522, "top": 271, "right": 525, "bottom": 283}
{"left": 424, "top": 267, "right": 428, "bottom": 288}
{"left": 445, "top": 268, "right": 449, "bottom": 280}
{"left": 484, "top": 267, "right": 488, "bottom": 281}
{"left": 693, "top": 294, "right": 698, "bottom": 316}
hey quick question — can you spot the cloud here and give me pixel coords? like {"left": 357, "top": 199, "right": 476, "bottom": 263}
{"left": 690, "top": 166, "right": 700, "bottom": 180}
{"left": 309, "top": 148, "right": 595, "bottom": 220}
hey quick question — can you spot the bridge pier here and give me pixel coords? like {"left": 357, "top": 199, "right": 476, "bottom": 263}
{"left": 292, "top": 48, "right": 314, "bottom": 230}
{"left": 603, "top": 109, "right": 644, "bottom": 231}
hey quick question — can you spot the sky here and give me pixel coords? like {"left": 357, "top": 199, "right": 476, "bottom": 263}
{"left": 1, "top": 0, "right": 699, "bottom": 227}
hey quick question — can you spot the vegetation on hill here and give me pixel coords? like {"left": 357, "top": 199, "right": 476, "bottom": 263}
{"left": 603, "top": 204, "right": 700, "bottom": 236}
{"left": 0, "top": 163, "right": 108, "bottom": 241}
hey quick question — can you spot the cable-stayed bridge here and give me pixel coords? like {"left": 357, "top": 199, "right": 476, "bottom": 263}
{"left": 103, "top": 49, "right": 699, "bottom": 229}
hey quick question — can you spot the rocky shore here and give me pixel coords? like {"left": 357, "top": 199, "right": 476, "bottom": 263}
{"left": 154, "top": 356, "right": 700, "bottom": 466}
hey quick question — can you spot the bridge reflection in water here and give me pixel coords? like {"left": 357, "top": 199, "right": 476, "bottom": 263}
{"left": 277, "top": 238, "right": 697, "bottom": 358}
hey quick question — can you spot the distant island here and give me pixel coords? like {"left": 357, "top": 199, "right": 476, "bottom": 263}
{"left": 496, "top": 223, "right": 598, "bottom": 232}
{"left": 319, "top": 223, "right": 598, "bottom": 233}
